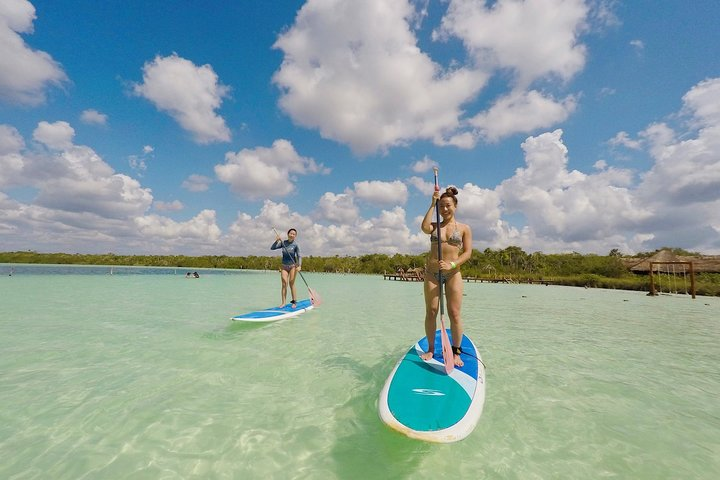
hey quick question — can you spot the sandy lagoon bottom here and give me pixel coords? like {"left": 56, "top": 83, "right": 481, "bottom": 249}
{"left": 1, "top": 265, "right": 718, "bottom": 479}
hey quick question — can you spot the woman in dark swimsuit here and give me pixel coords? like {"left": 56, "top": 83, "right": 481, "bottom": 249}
{"left": 271, "top": 228, "right": 301, "bottom": 308}
{"left": 420, "top": 186, "right": 473, "bottom": 367}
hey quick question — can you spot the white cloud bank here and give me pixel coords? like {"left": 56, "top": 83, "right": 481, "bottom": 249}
{"left": 272, "top": 0, "right": 487, "bottom": 155}
{"left": 2, "top": 73, "right": 720, "bottom": 255}
{"left": 0, "top": 121, "right": 222, "bottom": 254}
{"left": 0, "top": 0, "right": 67, "bottom": 106}
{"left": 0, "top": 0, "right": 718, "bottom": 256}
{"left": 272, "top": 0, "right": 594, "bottom": 154}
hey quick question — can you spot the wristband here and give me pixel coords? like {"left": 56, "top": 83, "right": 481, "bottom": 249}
{"left": 450, "top": 261, "right": 457, "bottom": 269}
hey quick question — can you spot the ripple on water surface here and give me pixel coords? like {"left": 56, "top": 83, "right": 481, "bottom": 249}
{"left": 0, "top": 268, "right": 718, "bottom": 478}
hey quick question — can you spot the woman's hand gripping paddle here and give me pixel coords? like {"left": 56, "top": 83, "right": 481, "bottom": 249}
{"left": 272, "top": 228, "right": 322, "bottom": 306}
{"left": 433, "top": 167, "right": 454, "bottom": 374}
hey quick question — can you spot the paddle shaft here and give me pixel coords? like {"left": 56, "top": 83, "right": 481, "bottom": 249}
{"left": 434, "top": 173, "right": 446, "bottom": 318}
{"left": 433, "top": 168, "right": 454, "bottom": 374}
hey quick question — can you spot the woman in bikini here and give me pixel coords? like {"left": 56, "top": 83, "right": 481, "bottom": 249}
{"left": 271, "top": 228, "right": 301, "bottom": 308}
{"left": 420, "top": 186, "right": 473, "bottom": 367}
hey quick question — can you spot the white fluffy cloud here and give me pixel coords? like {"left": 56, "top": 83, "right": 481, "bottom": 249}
{"left": 469, "top": 90, "right": 578, "bottom": 143}
{"left": 315, "top": 191, "right": 359, "bottom": 224}
{"left": 0, "top": 124, "right": 25, "bottom": 187}
{"left": 182, "top": 174, "right": 213, "bottom": 193}
{"left": 215, "top": 139, "right": 325, "bottom": 200}
{"left": 80, "top": 109, "right": 108, "bottom": 126}
{"left": 223, "top": 200, "right": 426, "bottom": 256}
{"left": 154, "top": 200, "right": 184, "bottom": 212}
{"left": 630, "top": 78, "right": 720, "bottom": 251}
{"left": 0, "top": 120, "right": 224, "bottom": 254}
{"left": 0, "top": 0, "right": 67, "bottom": 105}
{"left": 32, "top": 120, "right": 74, "bottom": 150}
{"left": 29, "top": 122, "right": 152, "bottom": 219}
{"left": 473, "top": 82, "right": 720, "bottom": 254}
{"left": 411, "top": 156, "right": 437, "bottom": 173}
{"left": 406, "top": 176, "right": 433, "bottom": 197}
{"left": 132, "top": 54, "right": 231, "bottom": 144}
{"left": 608, "top": 131, "right": 642, "bottom": 150}
{"left": 438, "top": 0, "right": 588, "bottom": 86}
{"left": 224, "top": 200, "right": 318, "bottom": 255}
{"left": 453, "top": 183, "right": 506, "bottom": 243}
{"left": 272, "top": 0, "right": 595, "bottom": 154}
{"left": 0, "top": 124, "right": 24, "bottom": 153}
{"left": 273, "top": 0, "right": 487, "bottom": 155}
{"left": 497, "top": 129, "right": 650, "bottom": 246}
{"left": 353, "top": 180, "right": 408, "bottom": 206}
{"left": 136, "top": 209, "right": 220, "bottom": 243}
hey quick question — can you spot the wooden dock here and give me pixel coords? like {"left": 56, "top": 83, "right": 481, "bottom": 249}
{"left": 463, "top": 277, "right": 549, "bottom": 284}
{"left": 462, "top": 276, "right": 512, "bottom": 283}
{"left": 383, "top": 273, "right": 550, "bottom": 285}
{"left": 383, "top": 273, "right": 423, "bottom": 282}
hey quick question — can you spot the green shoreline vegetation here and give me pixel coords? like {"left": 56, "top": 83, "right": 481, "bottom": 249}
{"left": 2, "top": 247, "right": 719, "bottom": 296}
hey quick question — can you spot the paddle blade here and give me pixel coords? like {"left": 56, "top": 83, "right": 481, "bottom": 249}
{"left": 309, "top": 288, "right": 322, "bottom": 306}
{"left": 439, "top": 321, "right": 454, "bottom": 374}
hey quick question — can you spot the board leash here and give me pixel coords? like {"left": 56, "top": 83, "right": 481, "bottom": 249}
{"left": 458, "top": 348, "right": 487, "bottom": 370}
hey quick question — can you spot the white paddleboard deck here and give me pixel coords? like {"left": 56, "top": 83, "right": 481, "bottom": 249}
{"left": 379, "top": 330, "right": 485, "bottom": 443}
{"left": 231, "top": 299, "right": 313, "bottom": 322}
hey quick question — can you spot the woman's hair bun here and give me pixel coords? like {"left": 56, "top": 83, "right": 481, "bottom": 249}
{"left": 445, "top": 186, "right": 459, "bottom": 196}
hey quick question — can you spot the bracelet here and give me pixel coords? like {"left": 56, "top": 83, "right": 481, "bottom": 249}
{"left": 450, "top": 261, "right": 457, "bottom": 269}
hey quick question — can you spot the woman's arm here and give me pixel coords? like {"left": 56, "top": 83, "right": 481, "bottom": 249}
{"left": 421, "top": 192, "right": 439, "bottom": 234}
{"left": 455, "top": 225, "right": 473, "bottom": 267}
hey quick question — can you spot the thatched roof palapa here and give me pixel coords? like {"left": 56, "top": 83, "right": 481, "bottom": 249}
{"left": 625, "top": 249, "right": 720, "bottom": 273}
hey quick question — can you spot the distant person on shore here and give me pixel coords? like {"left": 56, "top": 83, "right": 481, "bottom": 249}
{"left": 421, "top": 186, "right": 473, "bottom": 367}
{"left": 271, "top": 228, "right": 301, "bottom": 308}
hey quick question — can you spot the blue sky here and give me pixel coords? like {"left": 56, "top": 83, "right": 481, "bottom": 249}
{"left": 1, "top": 0, "right": 720, "bottom": 256}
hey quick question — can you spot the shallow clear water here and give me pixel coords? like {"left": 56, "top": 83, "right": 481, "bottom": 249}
{"left": 1, "top": 264, "right": 718, "bottom": 479}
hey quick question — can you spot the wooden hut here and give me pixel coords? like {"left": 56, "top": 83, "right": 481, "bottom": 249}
{"left": 625, "top": 249, "right": 720, "bottom": 273}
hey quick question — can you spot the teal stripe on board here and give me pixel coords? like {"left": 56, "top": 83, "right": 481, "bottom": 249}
{"left": 387, "top": 347, "right": 471, "bottom": 431}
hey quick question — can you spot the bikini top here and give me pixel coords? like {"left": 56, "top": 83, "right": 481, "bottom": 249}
{"left": 430, "top": 222, "right": 463, "bottom": 247}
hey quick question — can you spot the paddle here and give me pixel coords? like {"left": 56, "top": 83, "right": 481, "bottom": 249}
{"left": 433, "top": 167, "right": 455, "bottom": 375}
{"left": 272, "top": 228, "right": 322, "bottom": 306}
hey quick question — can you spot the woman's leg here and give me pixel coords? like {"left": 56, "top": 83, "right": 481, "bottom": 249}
{"left": 444, "top": 272, "right": 465, "bottom": 367}
{"left": 279, "top": 268, "right": 289, "bottom": 306}
{"left": 421, "top": 275, "right": 440, "bottom": 361}
{"left": 288, "top": 267, "right": 298, "bottom": 306}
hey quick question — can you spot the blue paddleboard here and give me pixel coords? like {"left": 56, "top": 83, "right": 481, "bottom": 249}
{"left": 378, "top": 330, "right": 486, "bottom": 442}
{"left": 231, "top": 299, "right": 313, "bottom": 322}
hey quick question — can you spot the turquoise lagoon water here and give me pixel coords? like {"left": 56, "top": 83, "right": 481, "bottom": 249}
{"left": 1, "top": 264, "right": 718, "bottom": 479}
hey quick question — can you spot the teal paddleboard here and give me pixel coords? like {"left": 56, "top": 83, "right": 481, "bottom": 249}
{"left": 378, "top": 330, "right": 486, "bottom": 442}
{"left": 231, "top": 299, "right": 313, "bottom": 322}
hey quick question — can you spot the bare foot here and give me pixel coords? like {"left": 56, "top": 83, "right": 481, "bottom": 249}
{"left": 454, "top": 353, "right": 464, "bottom": 367}
{"left": 420, "top": 351, "right": 434, "bottom": 361}
{"left": 290, "top": 300, "right": 297, "bottom": 309}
